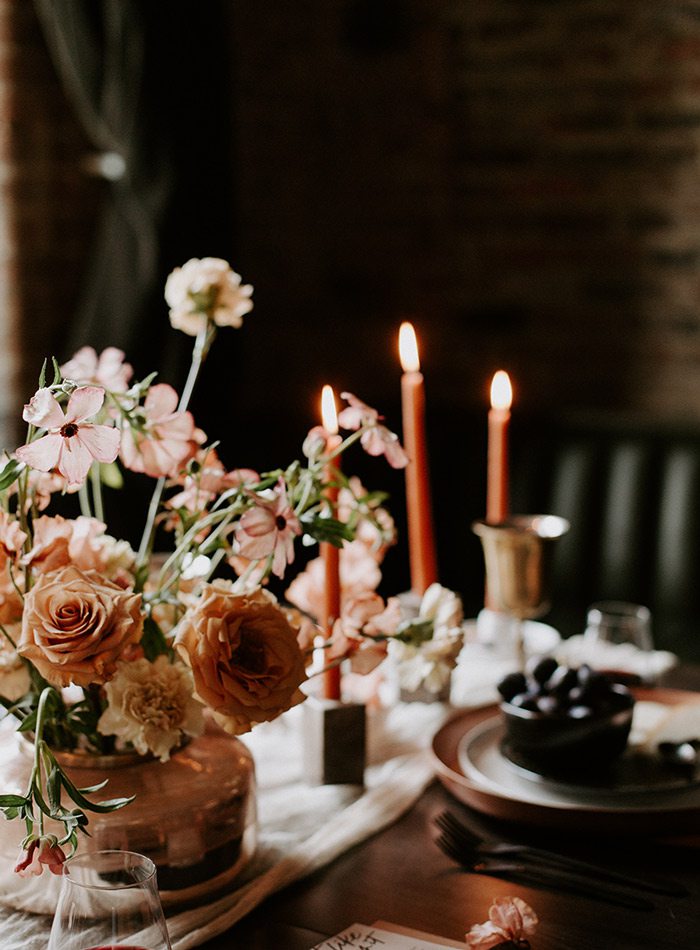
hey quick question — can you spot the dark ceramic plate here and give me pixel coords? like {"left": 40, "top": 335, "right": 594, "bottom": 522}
{"left": 499, "top": 737, "right": 700, "bottom": 794}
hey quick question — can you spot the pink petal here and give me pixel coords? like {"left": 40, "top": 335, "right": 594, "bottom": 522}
{"left": 57, "top": 438, "right": 94, "bottom": 487}
{"left": 15, "top": 433, "right": 63, "bottom": 472}
{"left": 75, "top": 424, "right": 120, "bottom": 463}
{"left": 239, "top": 506, "right": 276, "bottom": 538}
{"left": 22, "top": 389, "right": 65, "bottom": 429}
{"left": 64, "top": 386, "right": 105, "bottom": 424}
{"left": 145, "top": 383, "right": 179, "bottom": 419}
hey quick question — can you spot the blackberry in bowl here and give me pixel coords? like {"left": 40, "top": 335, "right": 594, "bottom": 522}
{"left": 498, "top": 658, "right": 635, "bottom": 773}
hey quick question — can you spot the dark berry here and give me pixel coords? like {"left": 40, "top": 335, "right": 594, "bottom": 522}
{"left": 536, "top": 695, "right": 560, "bottom": 715}
{"left": 577, "top": 664, "right": 594, "bottom": 687}
{"left": 608, "top": 683, "right": 634, "bottom": 709}
{"left": 497, "top": 671, "right": 528, "bottom": 702}
{"left": 527, "top": 655, "right": 558, "bottom": 686}
{"left": 546, "top": 665, "right": 578, "bottom": 696}
{"left": 510, "top": 692, "right": 539, "bottom": 712}
{"left": 568, "top": 705, "right": 594, "bottom": 719}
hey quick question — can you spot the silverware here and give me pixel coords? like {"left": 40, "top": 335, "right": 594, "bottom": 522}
{"left": 435, "top": 810, "right": 688, "bottom": 899}
{"left": 434, "top": 828, "right": 654, "bottom": 911}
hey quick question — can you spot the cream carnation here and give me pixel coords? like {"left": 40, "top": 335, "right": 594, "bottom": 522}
{"left": 98, "top": 656, "right": 204, "bottom": 761}
{"left": 174, "top": 585, "right": 306, "bottom": 735}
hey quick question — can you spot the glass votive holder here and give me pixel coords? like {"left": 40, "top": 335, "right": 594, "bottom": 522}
{"left": 583, "top": 600, "right": 654, "bottom": 681}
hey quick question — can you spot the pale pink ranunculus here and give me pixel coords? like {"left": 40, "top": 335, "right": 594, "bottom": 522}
{"left": 328, "top": 592, "right": 401, "bottom": 674}
{"left": 286, "top": 539, "right": 382, "bottom": 622}
{"left": 466, "top": 897, "right": 538, "bottom": 949}
{"left": 15, "top": 386, "right": 120, "bottom": 488}
{"left": 165, "top": 257, "right": 253, "bottom": 336}
{"left": 18, "top": 565, "right": 143, "bottom": 688}
{"left": 338, "top": 392, "right": 408, "bottom": 469}
{"left": 22, "top": 515, "right": 73, "bottom": 574}
{"left": 60, "top": 346, "right": 133, "bottom": 393}
{"left": 174, "top": 585, "right": 307, "bottom": 735}
{"left": 14, "top": 836, "right": 67, "bottom": 878}
{"left": 0, "top": 510, "right": 26, "bottom": 566}
{"left": 235, "top": 479, "right": 301, "bottom": 579}
{"left": 120, "top": 383, "right": 199, "bottom": 479}
{"left": 337, "top": 476, "right": 397, "bottom": 559}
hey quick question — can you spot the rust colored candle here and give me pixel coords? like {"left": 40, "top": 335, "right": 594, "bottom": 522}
{"left": 487, "top": 370, "right": 513, "bottom": 524}
{"left": 320, "top": 384, "right": 342, "bottom": 700}
{"left": 399, "top": 322, "right": 437, "bottom": 594}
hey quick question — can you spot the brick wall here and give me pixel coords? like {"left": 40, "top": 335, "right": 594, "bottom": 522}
{"left": 229, "top": 1, "right": 700, "bottom": 423}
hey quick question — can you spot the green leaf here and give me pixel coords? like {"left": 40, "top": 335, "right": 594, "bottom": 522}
{"left": 0, "top": 794, "right": 26, "bottom": 807}
{"left": 0, "top": 459, "right": 22, "bottom": 492}
{"left": 51, "top": 356, "right": 62, "bottom": 385}
{"left": 140, "top": 616, "right": 170, "bottom": 662}
{"left": 38, "top": 358, "right": 48, "bottom": 389}
{"left": 99, "top": 461, "right": 123, "bottom": 489}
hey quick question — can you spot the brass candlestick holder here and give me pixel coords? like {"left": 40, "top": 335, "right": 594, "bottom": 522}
{"left": 473, "top": 515, "right": 569, "bottom": 667}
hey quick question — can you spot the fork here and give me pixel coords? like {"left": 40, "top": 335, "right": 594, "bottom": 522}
{"left": 435, "top": 810, "right": 688, "bottom": 898}
{"left": 434, "top": 827, "right": 655, "bottom": 910}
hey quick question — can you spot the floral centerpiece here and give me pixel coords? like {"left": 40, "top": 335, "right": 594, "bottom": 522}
{"left": 0, "top": 257, "right": 463, "bottom": 888}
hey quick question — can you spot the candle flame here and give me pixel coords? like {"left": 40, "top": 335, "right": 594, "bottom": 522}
{"left": 399, "top": 322, "right": 420, "bottom": 373}
{"left": 321, "top": 385, "right": 339, "bottom": 434}
{"left": 490, "top": 370, "right": 512, "bottom": 411}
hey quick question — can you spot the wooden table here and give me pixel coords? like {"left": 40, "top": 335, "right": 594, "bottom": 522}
{"left": 201, "top": 667, "right": 700, "bottom": 950}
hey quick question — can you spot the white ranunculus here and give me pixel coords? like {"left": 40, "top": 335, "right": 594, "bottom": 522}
{"left": 165, "top": 257, "right": 253, "bottom": 336}
{"left": 392, "top": 584, "right": 465, "bottom": 694}
{"left": 97, "top": 656, "right": 204, "bottom": 761}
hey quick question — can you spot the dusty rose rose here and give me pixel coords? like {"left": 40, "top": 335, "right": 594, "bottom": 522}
{"left": 174, "top": 585, "right": 306, "bottom": 735}
{"left": 18, "top": 566, "right": 143, "bottom": 688}
{"left": 466, "top": 897, "right": 538, "bottom": 949}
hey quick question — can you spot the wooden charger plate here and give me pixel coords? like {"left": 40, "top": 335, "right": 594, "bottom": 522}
{"left": 431, "top": 687, "right": 700, "bottom": 836}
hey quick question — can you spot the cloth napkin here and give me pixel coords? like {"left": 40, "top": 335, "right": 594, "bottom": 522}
{"left": 0, "top": 702, "right": 449, "bottom": 950}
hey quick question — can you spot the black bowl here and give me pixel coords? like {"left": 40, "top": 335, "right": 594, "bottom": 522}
{"left": 501, "top": 697, "right": 634, "bottom": 774}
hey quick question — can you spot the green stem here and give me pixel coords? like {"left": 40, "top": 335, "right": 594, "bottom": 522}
{"left": 90, "top": 464, "right": 104, "bottom": 522}
{"left": 31, "top": 687, "right": 54, "bottom": 835}
{"left": 136, "top": 324, "right": 212, "bottom": 569}
{"left": 78, "top": 481, "right": 92, "bottom": 518}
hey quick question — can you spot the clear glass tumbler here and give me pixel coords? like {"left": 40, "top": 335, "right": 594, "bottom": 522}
{"left": 47, "top": 850, "right": 172, "bottom": 950}
{"left": 584, "top": 601, "right": 654, "bottom": 681}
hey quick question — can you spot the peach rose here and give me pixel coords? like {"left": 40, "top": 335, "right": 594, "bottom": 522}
{"left": 18, "top": 566, "right": 143, "bottom": 688}
{"left": 174, "top": 585, "right": 307, "bottom": 735}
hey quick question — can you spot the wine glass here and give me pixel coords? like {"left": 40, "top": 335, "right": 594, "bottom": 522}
{"left": 48, "top": 850, "right": 172, "bottom": 950}
{"left": 583, "top": 600, "right": 654, "bottom": 682}
{"left": 473, "top": 515, "right": 569, "bottom": 667}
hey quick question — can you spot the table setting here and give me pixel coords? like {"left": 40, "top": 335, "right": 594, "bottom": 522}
{"left": 0, "top": 257, "right": 698, "bottom": 950}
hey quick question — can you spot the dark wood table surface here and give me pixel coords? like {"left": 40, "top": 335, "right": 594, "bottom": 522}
{"left": 201, "top": 665, "right": 700, "bottom": 950}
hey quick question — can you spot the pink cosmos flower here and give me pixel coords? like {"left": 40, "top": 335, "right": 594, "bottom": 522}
{"left": 235, "top": 479, "right": 302, "bottom": 579}
{"left": 120, "top": 383, "right": 199, "bottom": 479}
{"left": 60, "top": 346, "right": 133, "bottom": 392}
{"left": 466, "top": 897, "right": 538, "bottom": 949}
{"left": 15, "top": 386, "right": 120, "bottom": 488}
{"left": 15, "top": 836, "right": 67, "bottom": 877}
{"left": 338, "top": 392, "right": 409, "bottom": 469}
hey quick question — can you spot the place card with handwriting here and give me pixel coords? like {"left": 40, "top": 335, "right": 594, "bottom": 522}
{"left": 311, "top": 922, "right": 462, "bottom": 949}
